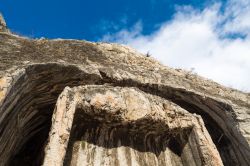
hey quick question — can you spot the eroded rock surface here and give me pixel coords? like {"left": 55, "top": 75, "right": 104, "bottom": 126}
{"left": 0, "top": 15, "right": 250, "bottom": 166}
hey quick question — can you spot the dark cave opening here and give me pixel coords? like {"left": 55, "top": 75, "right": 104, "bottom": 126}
{"left": 0, "top": 63, "right": 108, "bottom": 166}
{"left": 9, "top": 104, "right": 54, "bottom": 166}
{"left": 173, "top": 99, "right": 239, "bottom": 166}
{"left": 0, "top": 64, "right": 104, "bottom": 165}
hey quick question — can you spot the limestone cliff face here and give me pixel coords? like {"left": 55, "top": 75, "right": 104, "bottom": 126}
{"left": 0, "top": 15, "right": 250, "bottom": 166}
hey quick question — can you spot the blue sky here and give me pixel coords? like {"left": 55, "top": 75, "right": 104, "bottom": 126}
{"left": 1, "top": 0, "right": 215, "bottom": 40}
{"left": 1, "top": 0, "right": 250, "bottom": 92}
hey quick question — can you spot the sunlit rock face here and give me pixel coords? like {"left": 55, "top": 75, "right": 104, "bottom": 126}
{"left": 0, "top": 15, "right": 250, "bottom": 166}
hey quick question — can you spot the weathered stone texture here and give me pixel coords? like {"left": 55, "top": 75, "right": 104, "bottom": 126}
{"left": 0, "top": 15, "right": 250, "bottom": 166}
{"left": 43, "top": 86, "right": 222, "bottom": 166}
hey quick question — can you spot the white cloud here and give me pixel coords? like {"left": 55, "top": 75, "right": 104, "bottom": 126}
{"left": 223, "top": 0, "right": 250, "bottom": 35}
{"left": 101, "top": 0, "right": 250, "bottom": 92}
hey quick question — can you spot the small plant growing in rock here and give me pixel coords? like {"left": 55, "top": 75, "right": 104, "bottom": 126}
{"left": 146, "top": 51, "right": 151, "bottom": 57}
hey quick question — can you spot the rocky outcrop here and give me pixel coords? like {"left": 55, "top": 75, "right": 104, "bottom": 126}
{"left": 43, "top": 86, "right": 222, "bottom": 166}
{"left": 0, "top": 14, "right": 9, "bottom": 33}
{"left": 0, "top": 14, "right": 250, "bottom": 166}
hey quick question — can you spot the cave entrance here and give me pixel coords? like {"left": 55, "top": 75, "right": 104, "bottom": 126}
{"left": 9, "top": 104, "right": 54, "bottom": 166}
{"left": 134, "top": 84, "right": 249, "bottom": 165}
{"left": 0, "top": 64, "right": 102, "bottom": 165}
{"left": 173, "top": 99, "right": 240, "bottom": 166}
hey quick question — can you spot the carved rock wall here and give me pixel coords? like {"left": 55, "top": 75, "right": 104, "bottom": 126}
{"left": 43, "top": 86, "right": 222, "bottom": 166}
{"left": 0, "top": 15, "right": 250, "bottom": 166}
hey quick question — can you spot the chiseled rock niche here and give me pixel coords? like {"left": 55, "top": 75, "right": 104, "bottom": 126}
{"left": 0, "top": 14, "right": 250, "bottom": 166}
{"left": 43, "top": 86, "right": 222, "bottom": 166}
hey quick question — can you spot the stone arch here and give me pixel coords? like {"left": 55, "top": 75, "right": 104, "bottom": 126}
{"left": 0, "top": 63, "right": 102, "bottom": 165}
{"left": 0, "top": 63, "right": 249, "bottom": 165}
